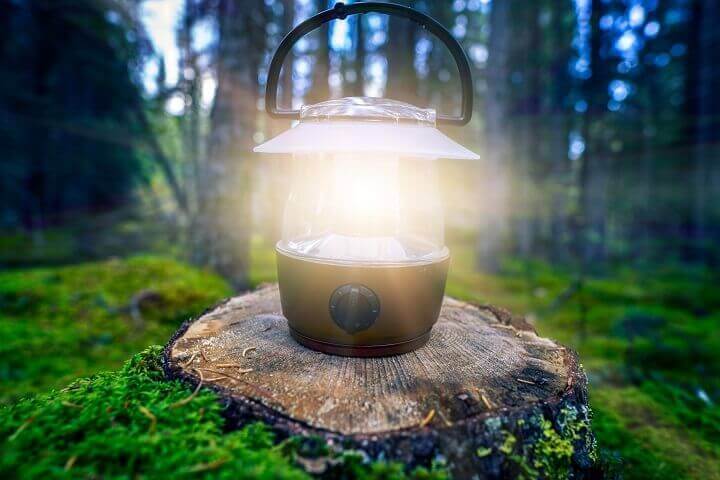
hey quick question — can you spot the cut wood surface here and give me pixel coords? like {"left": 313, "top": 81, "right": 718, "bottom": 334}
{"left": 163, "top": 284, "right": 595, "bottom": 477}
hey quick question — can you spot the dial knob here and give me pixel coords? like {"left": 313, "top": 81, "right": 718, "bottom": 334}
{"left": 329, "top": 284, "right": 380, "bottom": 334}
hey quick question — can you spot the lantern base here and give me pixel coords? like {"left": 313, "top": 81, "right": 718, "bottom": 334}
{"left": 276, "top": 247, "right": 450, "bottom": 359}
{"left": 289, "top": 327, "right": 431, "bottom": 357}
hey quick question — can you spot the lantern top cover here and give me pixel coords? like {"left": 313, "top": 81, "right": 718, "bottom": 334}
{"left": 254, "top": 97, "right": 479, "bottom": 160}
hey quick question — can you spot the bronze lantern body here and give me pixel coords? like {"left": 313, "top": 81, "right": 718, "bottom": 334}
{"left": 277, "top": 234, "right": 451, "bottom": 356}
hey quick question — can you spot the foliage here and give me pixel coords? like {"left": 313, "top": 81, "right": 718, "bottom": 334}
{"left": 0, "top": 0, "right": 150, "bottom": 229}
{"left": 0, "top": 209, "right": 185, "bottom": 267}
{"left": 0, "top": 256, "right": 231, "bottom": 404}
{"left": 0, "top": 346, "right": 447, "bottom": 479}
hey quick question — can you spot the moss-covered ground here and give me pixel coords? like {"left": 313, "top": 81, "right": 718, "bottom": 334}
{"left": 0, "top": 346, "right": 446, "bottom": 479}
{"left": 1, "top": 232, "right": 718, "bottom": 478}
{"left": 0, "top": 256, "right": 230, "bottom": 404}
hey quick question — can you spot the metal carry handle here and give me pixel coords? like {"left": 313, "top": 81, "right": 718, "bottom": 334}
{"left": 265, "top": 1, "right": 474, "bottom": 126}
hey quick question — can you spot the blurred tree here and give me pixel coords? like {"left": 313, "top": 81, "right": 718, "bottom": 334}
{"left": 193, "top": 0, "right": 268, "bottom": 289}
{"left": 476, "top": 0, "right": 513, "bottom": 272}
{"left": 426, "top": 2, "right": 460, "bottom": 116}
{"left": 279, "top": 0, "right": 295, "bottom": 111}
{"left": 177, "top": 0, "right": 205, "bottom": 217}
{"left": 349, "top": 12, "right": 366, "bottom": 97}
{"left": 385, "top": 0, "right": 419, "bottom": 104}
{"left": 543, "top": 0, "right": 575, "bottom": 263}
{"left": 578, "top": 0, "right": 612, "bottom": 266}
{"left": 689, "top": 0, "right": 719, "bottom": 258}
{"left": 477, "top": 0, "right": 570, "bottom": 268}
{"left": 509, "top": 0, "right": 541, "bottom": 258}
{"left": 0, "top": 0, "right": 149, "bottom": 229}
{"left": 307, "top": 0, "right": 331, "bottom": 104}
{"left": 267, "top": 0, "right": 296, "bottom": 244}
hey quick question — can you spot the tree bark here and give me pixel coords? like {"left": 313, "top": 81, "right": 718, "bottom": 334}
{"left": 164, "top": 285, "right": 596, "bottom": 478}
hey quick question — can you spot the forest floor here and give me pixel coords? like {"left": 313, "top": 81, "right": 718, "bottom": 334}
{"left": 0, "top": 230, "right": 718, "bottom": 479}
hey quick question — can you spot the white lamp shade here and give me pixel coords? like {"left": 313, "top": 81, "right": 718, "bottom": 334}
{"left": 253, "top": 97, "right": 479, "bottom": 160}
{"left": 254, "top": 121, "right": 479, "bottom": 160}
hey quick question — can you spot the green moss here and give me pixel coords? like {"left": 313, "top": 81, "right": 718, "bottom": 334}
{"left": 1, "top": 346, "right": 306, "bottom": 479}
{"left": 499, "top": 430, "right": 517, "bottom": 455}
{"left": 0, "top": 256, "right": 232, "bottom": 404}
{"left": 0, "top": 347, "right": 448, "bottom": 479}
{"left": 592, "top": 386, "right": 720, "bottom": 480}
{"left": 533, "top": 419, "right": 575, "bottom": 474}
{"left": 491, "top": 407, "right": 595, "bottom": 480}
{"left": 499, "top": 431, "right": 538, "bottom": 480}
{"left": 529, "top": 414, "right": 579, "bottom": 479}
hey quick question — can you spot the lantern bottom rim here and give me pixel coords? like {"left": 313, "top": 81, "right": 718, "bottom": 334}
{"left": 288, "top": 327, "right": 431, "bottom": 357}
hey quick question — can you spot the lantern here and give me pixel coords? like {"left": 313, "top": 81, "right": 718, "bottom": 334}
{"left": 255, "top": 2, "right": 478, "bottom": 356}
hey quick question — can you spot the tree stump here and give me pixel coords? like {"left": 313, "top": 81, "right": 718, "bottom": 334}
{"left": 163, "top": 285, "right": 596, "bottom": 478}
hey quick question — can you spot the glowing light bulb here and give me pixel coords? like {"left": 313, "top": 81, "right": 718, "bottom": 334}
{"left": 281, "top": 152, "right": 444, "bottom": 264}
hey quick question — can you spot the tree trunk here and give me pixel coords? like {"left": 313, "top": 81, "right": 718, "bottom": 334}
{"left": 513, "top": 1, "right": 541, "bottom": 258}
{"left": 262, "top": 0, "right": 295, "bottom": 246}
{"left": 279, "top": 0, "right": 295, "bottom": 112}
{"left": 164, "top": 285, "right": 596, "bottom": 478}
{"left": 545, "top": 0, "right": 573, "bottom": 264}
{"left": 307, "top": 0, "right": 330, "bottom": 105}
{"left": 690, "top": 0, "right": 720, "bottom": 261}
{"left": 385, "top": 1, "right": 419, "bottom": 104}
{"left": 193, "top": 0, "right": 267, "bottom": 290}
{"left": 579, "top": 0, "right": 611, "bottom": 268}
{"left": 177, "top": 0, "right": 201, "bottom": 219}
{"left": 477, "top": 0, "right": 512, "bottom": 272}
{"left": 350, "top": 14, "right": 365, "bottom": 97}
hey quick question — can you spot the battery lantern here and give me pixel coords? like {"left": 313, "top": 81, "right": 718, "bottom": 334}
{"left": 255, "top": 2, "right": 478, "bottom": 356}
